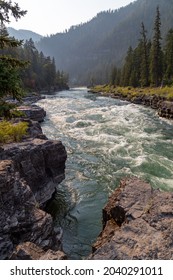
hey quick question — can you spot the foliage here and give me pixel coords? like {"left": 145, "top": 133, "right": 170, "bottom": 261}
{"left": 0, "top": 0, "right": 27, "bottom": 117}
{"left": 140, "top": 22, "right": 150, "bottom": 87}
{"left": 1, "top": 38, "right": 69, "bottom": 92}
{"left": 0, "top": 55, "right": 25, "bottom": 100}
{"left": 150, "top": 6, "right": 163, "bottom": 86}
{"left": 36, "top": 0, "right": 173, "bottom": 85}
{"left": 110, "top": 5, "right": 173, "bottom": 89}
{"left": 0, "top": 101, "right": 15, "bottom": 118}
{"left": 0, "top": 120, "right": 28, "bottom": 143}
{"left": 91, "top": 84, "right": 173, "bottom": 100}
{"left": 164, "top": 29, "right": 173, "bottom": 83}
{"left": 0, "top": 0, "right": 26, "bottom": 24}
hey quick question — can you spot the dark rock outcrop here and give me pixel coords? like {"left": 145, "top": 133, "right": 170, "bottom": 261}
{"left": 158, "top": 101, "right": 173, "bottom": 119}
{"left": 0, "top": 114, "right": 67, "bottom": 259}
{"left": 0, "top": 139, "right": 67, "bottom": 205}
{"left": 89, "top": 89, "right": 173, "bottom": 119}
{"left": 25, "top": 119, "right": 47, "bottom": 139}
{"left": 120, "top": 94, "right": 173, "bottom": 119}
{"left": 22, "top": 92, "right": 45, "bottom": 105}
{"left": 89, "top": 177, "right": 173, "bottom": 260}
{"left": 17, "top": 105, "right": 46, "bottom": 122}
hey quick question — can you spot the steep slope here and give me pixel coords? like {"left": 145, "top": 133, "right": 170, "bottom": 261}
{"left": 36, "top": 0, "right": 173, "bottom": 85}
{"left": 8, "top": 27, "right": 43, "bottom": 42}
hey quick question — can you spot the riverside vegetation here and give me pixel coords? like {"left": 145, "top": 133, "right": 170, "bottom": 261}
{"left": 90, "top": 6, "right": 173, "bottom": 119}
{"left": 0, "top": 121, "right": 28, "bottom": 144}
{"left": 0, "top": 1, "right": 68, "bottom": 144}
{"left": 0, "top": 1, "right": 68, "bottom": 260}
{"left": 1, "top": 1, "right": 173, "bottom": 260}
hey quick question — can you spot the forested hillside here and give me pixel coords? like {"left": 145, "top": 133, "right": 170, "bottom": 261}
{"left": 36, "top": 0, "right": 173, "bottom": 85}
{"left": 0, "top": 37, "right": 69, "bottom": 93}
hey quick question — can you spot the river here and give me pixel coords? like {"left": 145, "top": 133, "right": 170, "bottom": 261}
{"left": 37, "top": 87, "right": 173, "bottom": 259}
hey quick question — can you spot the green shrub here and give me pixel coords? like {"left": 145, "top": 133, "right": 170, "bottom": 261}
{"left": 11, "top": 109, "right": 26, "bottom": 118}
{"left": 0, "top": 121, "right": 28, "bottom": 144}
{"left": 0, "top": 102, "right": 15, "bottom": 119}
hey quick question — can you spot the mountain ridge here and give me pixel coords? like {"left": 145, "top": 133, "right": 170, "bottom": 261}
{"left": 8, "top": 0, "right": 173, "bottom": 85}
{"left": 7, "top": 27, "right": 43, "bottom": 42}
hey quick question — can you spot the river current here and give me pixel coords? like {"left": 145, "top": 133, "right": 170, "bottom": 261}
{"left": 37, "top": 87, "right": 173, "bottom": 259}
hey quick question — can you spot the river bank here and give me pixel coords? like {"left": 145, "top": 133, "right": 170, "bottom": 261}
{"left": 37, "top": 88, "right": 173, "bottom": 259}
{"left": 1, "top": 88, "right": 173, "bottom": 260}
{"left": 89, "top": 176, "right": 173, "bottom": 260}
{"left": 0, "top": 102, "right": 67, "bottom": 260}
{"left": 89, "top": 85, "right": 173, "bottom": 119}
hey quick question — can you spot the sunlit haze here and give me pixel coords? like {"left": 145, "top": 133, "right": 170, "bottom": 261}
{"left": 8, "top": 0, "right": 135, "bottom": 36}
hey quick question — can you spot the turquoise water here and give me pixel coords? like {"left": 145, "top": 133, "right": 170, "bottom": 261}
{"left": 37, "top": 88, "right": 173, "bottom": 259}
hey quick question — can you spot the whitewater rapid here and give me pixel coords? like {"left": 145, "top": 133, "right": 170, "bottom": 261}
{"left": 37, "top": 88, "right": 173, "bottom": 259}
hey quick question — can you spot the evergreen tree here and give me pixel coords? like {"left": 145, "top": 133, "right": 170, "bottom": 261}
{"left": 150, "top": 6, "right": 163, "bottom": 87}
{"left": 43, "top": 56, "right": 56, "bottom": 92}
{"left": 121, "top": 46, "right": 134, "bottom": 86}
{"left": 164, "top": 29, "right": 173, "bottom": 83}
{"left": 130, "top": 43, "right": 142, "bottom": 87}
{"left": 0, "top": 0, "right": 26, "bottom": 24}
{"left": 0, "top": 0, "right": 27, "bottom": 117}
{"left": 110, "top": 66, "right": 117, "bottom": 86}
{"left": 140, "top": 22, "right": 150, "bottom": 87}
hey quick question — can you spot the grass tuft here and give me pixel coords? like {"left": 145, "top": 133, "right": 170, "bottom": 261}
{"left": 0, "top": 121, "right": 28, "bottom": 144}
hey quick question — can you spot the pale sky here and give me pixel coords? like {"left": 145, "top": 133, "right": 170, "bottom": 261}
{"left": 8, "top": 0, "right": 135, "bottom": 36}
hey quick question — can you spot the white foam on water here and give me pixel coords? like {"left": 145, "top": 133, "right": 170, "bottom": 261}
{"left": 37, "top": 88, "right": 173, "bottom": 259}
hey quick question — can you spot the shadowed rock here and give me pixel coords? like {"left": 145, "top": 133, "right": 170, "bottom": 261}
{"left": 0, "top": 134, "right": 67, "bottom": 260}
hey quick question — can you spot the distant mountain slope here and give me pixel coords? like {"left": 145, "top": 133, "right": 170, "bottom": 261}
{"left": 36, "top": 0, "right": 173, "bottom": 84}
{"left": 7, "top": 27, "right": 42, "bottom": 42}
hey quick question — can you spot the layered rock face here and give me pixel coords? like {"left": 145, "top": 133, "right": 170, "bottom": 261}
{"left": 89, "top": 177, "right": 173, "bottom": 260}
{"left": 0, "top": 120, "right": 67, "bottom": 259}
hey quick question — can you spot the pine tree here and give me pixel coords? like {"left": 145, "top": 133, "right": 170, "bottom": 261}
{"left": 150, "top": 6, "right": 163, "bottom": 87}
{"left": 43, "top": 56, "right": 56, "bottom": 92}
{"left": 110, "top": 66, "right": 117, "bottom": 86}
{"left": 0, "top": 0, "right": 26, "bottom": 24}
{"left": 121, "top": 46, "right": 134, "bottom": 86}
{"left": 164, "top": 29, "right": 173, "bottom": 83}
{"left": 140, "top": 22, "right": 150, "bottom": 87}
{"left": 0, "top": 0, "right": 27, "bottom": 117}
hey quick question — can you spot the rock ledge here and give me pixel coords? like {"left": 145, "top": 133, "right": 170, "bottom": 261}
{"left": 0, "top": 114, "right": 67, "bottom": 259}
{"left": 89, "top": 177, "right": 173, "bottom": 260}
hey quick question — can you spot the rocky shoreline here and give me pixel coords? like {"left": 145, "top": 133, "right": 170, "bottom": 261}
{"left": 87, "top": 88, "right": 173, "bottom": 259}
{"left": 0, "top": 104, "right": 67, "bottom": 260}
{"left": 1, "top": 93, "right": 173, "bottom": 260}
{"left": 89, "top": 177, "right": 173, "bottom": 260}
{"left": 89, "top": 88, "right": 173, "bottom": 120}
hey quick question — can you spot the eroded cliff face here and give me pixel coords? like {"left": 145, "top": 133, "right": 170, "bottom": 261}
{"left": 0, "top": 120, "right": 67, "bottom": 260}
{"left": 89, "top": 177, "right": 173, "bottom": 260}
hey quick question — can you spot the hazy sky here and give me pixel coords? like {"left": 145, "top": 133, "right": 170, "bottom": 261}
{"left": 8, "top": 0, "right": 135, "bottom": 35}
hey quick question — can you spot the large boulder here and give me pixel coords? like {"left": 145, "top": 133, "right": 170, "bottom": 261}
{"left": 89, "top": 177, "right": 173, "bottom": 260}
{"left": 158, "top": 101, "right": 173, "bottom": 119}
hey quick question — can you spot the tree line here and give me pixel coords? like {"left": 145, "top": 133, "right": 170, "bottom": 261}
{"left": 0, "top": 32, "right": 69, "bottom": 93}
{"left": 36, "top": 0, "right": 173, "bottom": 86}
{"left": 0, "top": 1, "right": 69, "bottom": 118}
{"left": 18, "top": 38, "right": 69, "bottom": 92}
{"left": 0, "top": 1, "right": 69, "bottom": 97}
{"left": 110, "top": 6, "right": 173, "bottom": 88}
